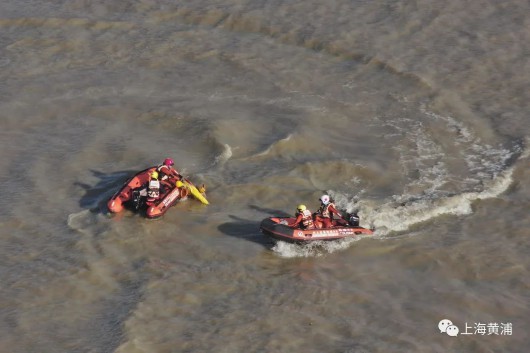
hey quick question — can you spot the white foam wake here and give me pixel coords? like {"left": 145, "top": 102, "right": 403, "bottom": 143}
{"left": 271, "top": 235, "right": 370, "bottom": 258}
{"left": 364, "top": 144, "right": 528, "bottom": 236}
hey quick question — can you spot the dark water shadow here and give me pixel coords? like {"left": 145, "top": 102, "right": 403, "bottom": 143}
{"left": 217, "top": 215, "right": 272, "bottom": 246}
{"left": 217, "top": 205, "right": 292, "bottom": 247}
{"left": 74, "top": 169, "right": 137, "bottom": 214}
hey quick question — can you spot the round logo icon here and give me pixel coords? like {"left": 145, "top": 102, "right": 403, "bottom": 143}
{"left": 438, "top": 319, "right": 453, "bottom": 333}
{"left": 446, "top": 325, "right": 459, "bottom": 337}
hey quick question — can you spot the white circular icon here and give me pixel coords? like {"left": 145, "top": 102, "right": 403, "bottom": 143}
{"left": 446, "top": 324, "right": 459, "bottom": 337}
{"left": 438, "top": 319, "right": 453, "bottom": 333}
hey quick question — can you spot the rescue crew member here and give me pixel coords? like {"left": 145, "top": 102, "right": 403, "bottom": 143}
{"left": 157, "top": 158, "right": 181, "bottom": 182}
{"left": 290, "top": 204, "right": 315, "bottom": 229}
{"left": 315, "top": 194, "right": 343, "bottom": 229}
{"left": 147, "top": 170, "right": 161, "bottom": 201}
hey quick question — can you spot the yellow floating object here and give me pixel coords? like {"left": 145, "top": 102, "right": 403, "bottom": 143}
{"left": 183, "top": 179, "right": 209, "bottom": 205}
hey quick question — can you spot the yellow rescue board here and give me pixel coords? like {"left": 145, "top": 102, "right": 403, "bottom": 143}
{"left": 183, "top": 180, "right": 209, "bottom": 205}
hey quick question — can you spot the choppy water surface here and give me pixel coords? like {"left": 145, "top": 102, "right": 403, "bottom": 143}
{"left": 1, "top": 1, "right": 529, "bottom": 352}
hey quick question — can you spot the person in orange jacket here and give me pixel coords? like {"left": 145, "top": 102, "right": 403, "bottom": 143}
{"left": 314, "top": 194, "right": 343, "bottom": 229}
{"left": 290, "top": 204, "right": 315, "bottom": 229}
{"left": 157, "top": 158, "right": 181, "bottom": 182}
{"left": 156, "top": 157, "right": 182, "bottom": 192}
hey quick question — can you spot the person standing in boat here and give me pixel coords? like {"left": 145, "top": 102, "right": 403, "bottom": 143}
{"left": 314, "top": 194, "right": 343, "bottom": 228}
{"left": 290, "top": 204, "right": 315, "bottom": 229}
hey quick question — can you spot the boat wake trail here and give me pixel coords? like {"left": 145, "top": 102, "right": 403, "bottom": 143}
{"left": 345, "top": 140, "right": 528, "bottom": 237}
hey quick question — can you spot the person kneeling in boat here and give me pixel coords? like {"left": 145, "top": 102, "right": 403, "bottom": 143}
{"left": 157, "top": 158, "right": 182, "bottom": 183}
{"left": 314, "top": 194, "right": 343, "bottom": 229}
{"left": 290, "top": 204, "right": 315, "bottom": 229}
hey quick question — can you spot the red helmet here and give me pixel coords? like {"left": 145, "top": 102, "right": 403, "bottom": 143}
{"left": 163, "top": 158, "right": 174, "bottom": 167}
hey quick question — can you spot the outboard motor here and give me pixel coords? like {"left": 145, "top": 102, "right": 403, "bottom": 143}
{"left": 348, "top": 213, "right": 360, "bottom": 227}
{"left": 131, "top": 188, "right": 146, "bottom": 211}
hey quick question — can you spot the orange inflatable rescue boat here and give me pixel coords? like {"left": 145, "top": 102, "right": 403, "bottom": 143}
{"left": 260, "top": 216, "right": 373, "bottom": 243}
{"left": 107, "top": 167, "right": 208, "bottom": 218}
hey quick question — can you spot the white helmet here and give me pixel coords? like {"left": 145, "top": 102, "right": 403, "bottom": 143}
{"left": 320, "top": 195, "right": 330, "bottom": 205}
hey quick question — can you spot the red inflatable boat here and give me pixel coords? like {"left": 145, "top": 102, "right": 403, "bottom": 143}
{"left": 260, "top": 217, "right": 373, "bottom": 243}
{"left": 107, "top": 167, "right": 208, "bottom": 218}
